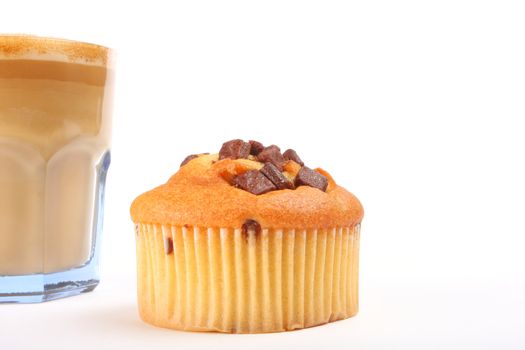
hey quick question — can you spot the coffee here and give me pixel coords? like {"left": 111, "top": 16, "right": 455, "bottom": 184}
{"left": 0, "top": 35, "right": 113, "bottom": 276}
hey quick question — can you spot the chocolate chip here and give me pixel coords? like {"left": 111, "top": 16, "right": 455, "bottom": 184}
{"left": 260, "top": 162, "right": 294, "bottom": 190}
{"left": 242, "top": 219, "right": 261, "bottom": 236}
{"left": 164, "top": 236, "right": 173, "bottom": 254}
{"left": 249, "top": 140, "right": 265, "bottom": 156}
{"left": 180, "top": 153, "right": 209, "bottom": 167}
{"left": 180, "top": 154, "right": 198, "bottom": 167}
{"left": 256, "top": 145, "right": 285, "bottom": 171}
{"left": 232, "top": 170, "right": 277, "bottom": 195}
{"left": 294, "top": 166, "right": 328, "bottom": 191}
{"left": 283, "top": 149, "right": 304, "bottom": 166}
{"left": 219, "top": 139, "right": 251, "bottom": 160}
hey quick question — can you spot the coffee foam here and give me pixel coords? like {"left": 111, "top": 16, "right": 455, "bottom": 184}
{"left": 0, "top": 34, "right": 112, "bottom": 67}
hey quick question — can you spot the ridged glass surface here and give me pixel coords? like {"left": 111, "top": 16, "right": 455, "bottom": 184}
{"left": 0, "top": 151, "right": 110, "bottom": 303}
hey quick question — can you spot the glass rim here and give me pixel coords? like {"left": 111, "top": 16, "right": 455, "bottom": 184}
{"left": 0, "top": 34, "right": 114, "bottom": 67}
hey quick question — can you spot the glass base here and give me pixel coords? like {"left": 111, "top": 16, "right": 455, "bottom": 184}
{"left": 0, "top": 151, "right": 110, "bottom": 304}
{"left": 0, "top": 261, "right": 99, "bottom": 303}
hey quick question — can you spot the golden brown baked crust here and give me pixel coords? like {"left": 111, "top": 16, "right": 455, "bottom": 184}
{"left": 130, "top": 154, "right": 364, "bottom": 229}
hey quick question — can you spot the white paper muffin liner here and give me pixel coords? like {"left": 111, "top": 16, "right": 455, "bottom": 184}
{"left": 135, "top": 223, "right": 360, "bottom": 333}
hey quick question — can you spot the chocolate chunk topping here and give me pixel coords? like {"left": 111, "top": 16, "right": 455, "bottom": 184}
{"left": 219, "top": 139, "right": 251, "bottom": 160}
{"left": 189, "top": 139, "right": 334, "bottom": 195}
{"left": 180, "top": 154, "right": 198, "bottom": 167}
{"left": 256, "top": 145, "right": 285, "bottom": 171}
{"left": 249, "top": 140, "right": 265, "bottom": 156}
{"left": 283, "top": 149, "right": 304, "bottom": 166}
{"left": 232, "top": 170, "right": 277, "bottom": 195}
{"left": 294, "top": 166, "right": 328, "bottom": 191}
{"left": 164, "top": 236, "right": 173, "bottom": 254}
{"left": 180, "top": 153, "right": 209, "bottom": 167}
{"left": 260, "top": 162, "right": 294, "bottom": 190}
{"left": 242, "top": 219, "right": 261, "bottom": 236}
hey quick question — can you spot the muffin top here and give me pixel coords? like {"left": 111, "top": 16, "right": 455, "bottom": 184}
{"left": 130, "top": 140, "right": 363, "bottom": 229}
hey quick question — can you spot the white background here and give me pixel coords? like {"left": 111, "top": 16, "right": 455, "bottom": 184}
{"left": 2, "top": 0, "right": 525, "bottom": 349}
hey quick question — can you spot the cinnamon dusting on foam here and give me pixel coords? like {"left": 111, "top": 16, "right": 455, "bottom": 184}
{"left": 0, "top": 35, "right": 111, "bottom": 67}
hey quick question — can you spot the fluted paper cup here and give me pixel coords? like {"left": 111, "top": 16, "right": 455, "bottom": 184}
{"left": 135, "top": 223, "right": 360, "bottom": 333}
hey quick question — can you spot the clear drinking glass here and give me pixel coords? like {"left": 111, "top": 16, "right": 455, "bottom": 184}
{"left": 0, "top": 35, "right": 114, "bottom": 303}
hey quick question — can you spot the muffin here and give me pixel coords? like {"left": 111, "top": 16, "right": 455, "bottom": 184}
{"left": 130, "top": 139, "right": 363, "bottom": 333}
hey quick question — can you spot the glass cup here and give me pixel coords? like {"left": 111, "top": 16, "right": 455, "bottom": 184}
{"left": 0, "top": 35, "right": 114, "bottom": 303}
